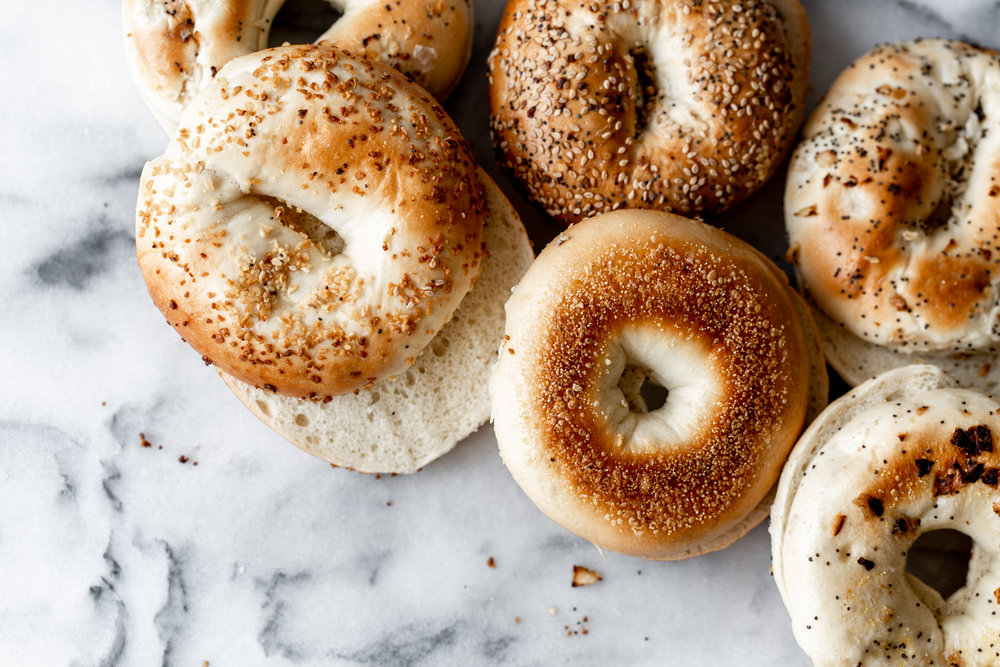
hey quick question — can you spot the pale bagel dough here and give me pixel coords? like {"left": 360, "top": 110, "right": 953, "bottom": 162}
{"left": 491, "top": 209, "right": 826, "bottom": 560}
{"left": 772, "top": 365, "right": 1000, "bottom": 666}
{"left": 810, "top": 298, "right": 1000, "bottom": 394}
{"left": 135, "top": 44, "right": 485, "bottom": 400}
{"left": 223, "top": 171, "right": 534, "bottom": 474}
{"left": 488, "top": 0, "right": 810, "bottom": 224}
{"left": 123, "top": 0, "right": 474, "bottom": 132}
{"left": 786, "top": 40, "right": 1000, "bottom": 387}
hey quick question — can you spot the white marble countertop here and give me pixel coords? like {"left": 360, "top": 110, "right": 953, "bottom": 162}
{"left": 2, "top": 1, "right": 997, "bottom": 664}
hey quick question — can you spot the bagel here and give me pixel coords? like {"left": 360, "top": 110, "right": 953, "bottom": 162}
{"left": 123, "top": 0, "right": 474, "bottom": 132}
{"left": 135, "top": 43, "right": 485, "bottom": 400}
{"left": 785, "top": 39, "right": 1000, "bottom": 389}
{"left": 223, "top": 170, "right": 534, "bottom": 473}
{"left": 490, "top": 209, "right": 827, "bottom": 560}
{"left": 488, "top": 0, "right": 810, "bottom": 225}
{"left": 806, "top": 303, "right": 1000, "bottom": 395}
{"left": 771, "top": 365, "right": 1000, "bottom": 666}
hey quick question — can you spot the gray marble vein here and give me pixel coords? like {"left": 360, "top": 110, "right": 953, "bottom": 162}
{"left": 333, "top": 621, "right": 460, "bottom": 667}
{"left": 257, "top": 571, "right": 312, "bottom": 661}
{"left": 33, "top": 226, "right": 134, "bottom": 290}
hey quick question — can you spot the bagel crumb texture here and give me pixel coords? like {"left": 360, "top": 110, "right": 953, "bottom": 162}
{"left": 489, "top": 0, "right": 809, "bottom": 224}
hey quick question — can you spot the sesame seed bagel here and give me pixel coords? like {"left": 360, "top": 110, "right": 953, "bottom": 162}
{"left": 222, "top": 170, "right": 534, "bottom": 473}
{"left": 786, "top": 40, "right": 1000, "bottom": 387}
{"left": 490, "top": 209, "right": 827, "bottom": 560}
{"left": 771, "top": 365, "right": 1000, "bottom": 666}
{"left": 136, "top": 43, "right": 485, "bottom": 400}
{"left": 487, "top": 0, "right": 810, "bottom": 225}
{"left": 123, "top": 0, "right": 474, "bottom": 132}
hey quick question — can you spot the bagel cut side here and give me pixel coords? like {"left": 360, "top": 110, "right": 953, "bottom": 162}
{"left": 491, "top": 209, "right": 826, "bottom": 560}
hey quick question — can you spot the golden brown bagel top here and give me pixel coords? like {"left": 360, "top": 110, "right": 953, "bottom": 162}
{"left": 136, "top": 44, "right": 485, "bottom": 399}
{"left": 488, "top": 0, "right": 810, "bottom": 225}
{"left": 786, "top": 39, "right": 1000, "bottom": 354}
{"left": 491, "top": 209, "right": 814, "bottom": 559}
{"left": 123, "top": 0, "right": 474, "bottom": 132}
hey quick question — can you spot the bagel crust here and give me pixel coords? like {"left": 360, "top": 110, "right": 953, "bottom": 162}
{"left": 136, "top": 44, "right": 485, "bottom": 399}
{"left": 123, "top": 0, "right": 474, "bottom": 131}
{"left": 488, "top": 0, "right": 810, "bottom": 224}
{"left": 491, "top": 210, "right": 823, "bottom": 560}
{"left": 772, "top": 365, "right": 1000, "bottom": 666}
{"left": 786, "top": 40, "right": 1000, "bottom": 358}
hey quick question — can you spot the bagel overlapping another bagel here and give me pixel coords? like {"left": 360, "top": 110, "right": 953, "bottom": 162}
{"left": 224, "top": 170, "right": 533, "bottom": 473}
{"left": 488, "top": 0, "right": 810, "bottom": 224}
{"left": 772, "top": 365, "right": 1000, "bottom": 665}
{"left": 135, "top": 43, "right": 533, "bottom": 472}
{"left": 785, "top": 39, "right": 1000, "bottom": 392}
{"left": 123, "top": 0, "right": 474, "bottom": 132}
{"left": 490, "top": 210, "right": 827, "bottom": 560}
{"left": 116, "top": 0, "right": 1000, "bottom": 661}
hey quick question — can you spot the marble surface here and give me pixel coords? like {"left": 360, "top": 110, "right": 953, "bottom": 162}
{"left": 2, "top": 0, "right": 998, "bottom": 664}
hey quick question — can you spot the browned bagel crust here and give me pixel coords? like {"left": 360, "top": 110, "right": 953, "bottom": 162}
{"left": 787, "top": 40, "right": 1000, "bottom": 357}
{"left": 123, "top": 0, "right": 474, "bottom": 131}
{"left": 488, "top": 0, "right": 810, "bottom": 225}
{"left": 136, "top": 44, "right": 485, "bottom": 399}
{"left": 319, "top": 0, "right": 474, "bottom": 100}
{"left": 492, "top": 210, "right": 820, "bottom": 559}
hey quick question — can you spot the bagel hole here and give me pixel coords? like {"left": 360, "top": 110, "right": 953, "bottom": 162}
{"left": 918, "top": 192, "right": 957, "bottom": 234}
{"left": 629, "top": 47, "right": 658, "bottom": 137}
{"left": 255, "top": 400, "right": 273, "bottom": 418}
{"left": 259, "top": 196, "right": 345, "bottom": 256}
{"left": 618, "top": 364, "right": 668, "bottom": 414}
{"left": 905, "top": 529, "right": 973, "bottom": 599}
{"left": 294, "top": 413, "right": 310, "bottom": 427}
{"left": 269, "top": 0, "right": 343, "bottom": 48}
{"left": 917, "top": 125, "right": 980, "bottom": 233}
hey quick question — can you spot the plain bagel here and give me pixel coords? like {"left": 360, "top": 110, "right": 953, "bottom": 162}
{"left": 488, "top": 0, "right": 810, "bottom": 224}
{"left": 771, "top": 365, "right": 1000, "bottom": 665}
{"left": 123, "top": 0, "right": 474, "bottom": 131}
{"left": 135, "top": 43, "right": 485, "bottom": 400}
{"left": 490, "top": 209, "right": 827, "bottom": 560}
{"left": 222, "top": 170, "right": 535, "bottom": 474}
{"left": 786, "top": 39, "right": 1000, "bottom": 390}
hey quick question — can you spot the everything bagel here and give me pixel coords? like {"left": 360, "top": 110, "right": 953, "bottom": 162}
{"left": 135, "top": 44, "right": 485, "bottom": 399}
{"left": 488, "top": 0, "right": 810, "bottom": 224}
{"left": 772, "top": 365, "right": 1000, "bottom": 666}
{"left": 123, "top": 0, "right": 474, "bottom": 131}
{"left": 786, "top": 39, "right": 1000, "bottom": 389}
{"left": 490, "top": 209, "right": 826, "bottom": 560}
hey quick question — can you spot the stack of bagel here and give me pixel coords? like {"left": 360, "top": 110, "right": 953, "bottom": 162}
{"left": 125, "top": 1, "right": 1000, "bottom": 663}
{"left": 126, "top": 1, "right": 534, "bottom": 473}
